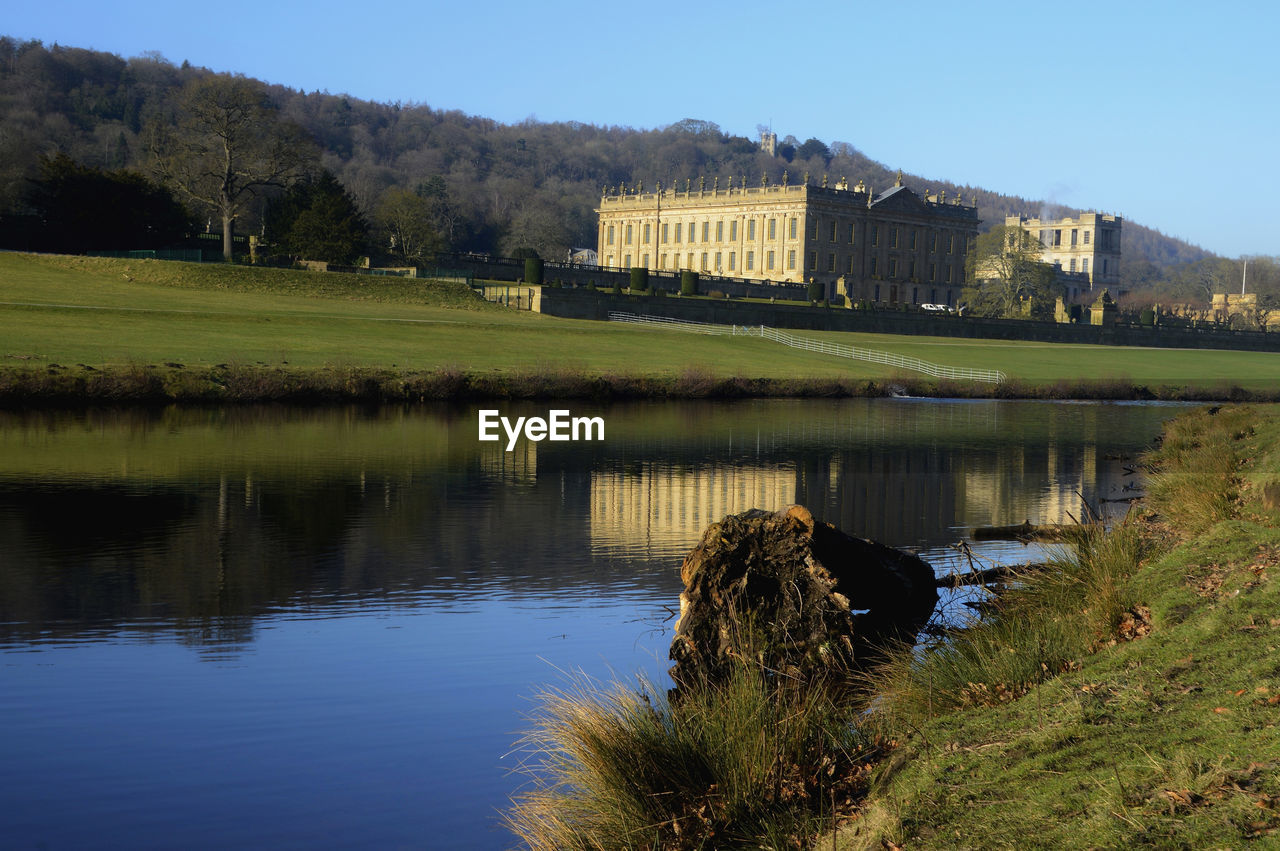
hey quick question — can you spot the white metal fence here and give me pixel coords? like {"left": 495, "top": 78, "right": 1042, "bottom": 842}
{"left": 608, "top": 312, "right": 1006, "bottom": 384}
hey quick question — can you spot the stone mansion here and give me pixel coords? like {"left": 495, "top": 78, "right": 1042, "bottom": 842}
{"left": 596, "top": 173, "right": 980, "bottom": 306}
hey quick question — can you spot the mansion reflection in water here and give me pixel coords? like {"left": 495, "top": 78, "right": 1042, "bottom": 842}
{"left": 587, "top": 441, "right": 1130, "bottom": 557}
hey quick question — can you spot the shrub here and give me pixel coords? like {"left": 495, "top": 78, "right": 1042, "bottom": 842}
{"left": 523, "top": 257, "right": 544, "bottom": 285}
{"left": 807, "top": 279, "right": 824, "bottom": 302}
{"left": 680, "top": 269, "right": 698, "bottom": 296}
{"left": 1140, "top": 307, "right": 1156, "bottom": 326}
{"left": 629, "top": 266, "right": 649, "bottom": 292}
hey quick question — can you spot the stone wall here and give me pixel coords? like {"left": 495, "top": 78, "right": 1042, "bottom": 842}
{"left": 536, "top": 288, "right": 1280, "bottom": 354}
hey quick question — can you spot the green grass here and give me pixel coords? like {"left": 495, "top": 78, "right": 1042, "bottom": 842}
{"left": 3, "top": 253, "right": 1280, "bottom": 400}
{"left": 838, "top": 404, "right": 1280, "bottom": 849}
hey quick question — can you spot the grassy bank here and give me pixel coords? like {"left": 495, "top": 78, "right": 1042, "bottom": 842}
{"left": 502, "top": 404, "right": 1280, "bottom": 848}
{"left": 4, "top": 253, "right": 1280, "bottom": 403}
{"left": 838, "top": 404, "right": 1280, "bottom": 848}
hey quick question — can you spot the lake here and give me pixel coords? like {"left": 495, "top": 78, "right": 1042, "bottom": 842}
{"left": 0, "top": 399, "right": 1183, "bottom": 849}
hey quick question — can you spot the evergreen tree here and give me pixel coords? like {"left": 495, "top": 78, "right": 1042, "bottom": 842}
{"left": 265, "top": 170, "right": 368, "bottom": 265}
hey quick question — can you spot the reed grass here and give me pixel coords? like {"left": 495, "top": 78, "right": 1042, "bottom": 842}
{"left": 506, "top": 656, "right": 880, "bottom": 850}
{"left": 866, "top": 523, "right": 1151, "bottom": 730}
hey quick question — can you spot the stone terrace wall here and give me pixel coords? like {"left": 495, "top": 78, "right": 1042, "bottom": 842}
{"left": 537, "top": 288, "right": 1280, "bottom": 354}
{"left": 435, "top": 253, "right": 811, "bottom": 302}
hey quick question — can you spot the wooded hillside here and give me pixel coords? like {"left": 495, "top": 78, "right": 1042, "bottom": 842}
{"left": 0, "top": 37, "right": 1252, "bottom": 300}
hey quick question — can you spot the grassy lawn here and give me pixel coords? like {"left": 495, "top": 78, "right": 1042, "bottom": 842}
{"left": 2, "top": 252, "right": 1279, "bottom": 392}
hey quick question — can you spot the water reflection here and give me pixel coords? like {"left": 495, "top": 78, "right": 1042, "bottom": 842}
{"left": 0, "top": 399, "right": 1176, "bottom": 649}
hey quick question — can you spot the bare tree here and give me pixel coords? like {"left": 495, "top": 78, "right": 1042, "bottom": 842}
{"left": 375, "top": 187, "right": 441, "bottom": 263}
{"left": 963, "top": 225, "right": 1057, "bottom": 318}
{"left": 149, "top": 75, "right": 315, "bottom": 259}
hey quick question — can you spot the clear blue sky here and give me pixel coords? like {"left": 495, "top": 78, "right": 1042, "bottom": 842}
{"left": 9, "top": 1, "right": 1278, "bottom": 258}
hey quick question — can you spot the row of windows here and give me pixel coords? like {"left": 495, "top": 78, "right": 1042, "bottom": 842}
{"left": 1056, "top": 257, "right": 1112, "bottom": 276}
{"left": 603, "top": 250, "right": 955, "bottom": 283}
{"left": 1038, "top": 227, "right": 1121, "bottom": 251}
{"left": 605, "top": 218, "right": 963, "bottom": 254}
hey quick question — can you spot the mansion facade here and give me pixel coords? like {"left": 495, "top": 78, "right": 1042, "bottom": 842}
{"left": 1007, "top": 212, "right": 1122, "bottom": 294}
{"left": 596, "top": 174, "right": 980, "bottom": 306}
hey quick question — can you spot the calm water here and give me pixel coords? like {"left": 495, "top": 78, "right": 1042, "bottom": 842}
{"left": 0, "top": 399, "right": 1182, "bottom": 849}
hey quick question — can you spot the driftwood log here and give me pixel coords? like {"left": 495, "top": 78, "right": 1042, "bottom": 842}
{"left": 669, "top": 505, "right": 937, "bottom": 693}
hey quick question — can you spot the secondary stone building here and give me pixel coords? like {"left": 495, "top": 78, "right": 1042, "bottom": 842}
{"left": 596, "top": 172, "right": 980, "bottom": 306}
{"left": 1007, "top": 212, "right": 1122, "bottom": 297}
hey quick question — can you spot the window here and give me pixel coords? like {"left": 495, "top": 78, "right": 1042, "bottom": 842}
{"left": 702, "top": 221, "right": 709, "bottom": 242}
{"left": 689, "top": 222, "right": 697, "bottom": 243}
{"left": 715, "top": 251, "right": 722, "bottom": 270}
{"left": 947, "top": 235, "right": 954, "bottom": 254}
{"left": 874, "top": 284, "right": 881, "bottom": 301}
{"left": 909, "top": 230, "right": 917, "bottom": 250}
{"left": 788, "top": 250, "right": 796, "bottom": 270}
{"left": 1069, "top": 258, "right": 1077, "bottom": 273}
{"left": 1053, "top": 229, "right": 1062, "bottom": 247}
{"left": 606, "top": 255, "right": 613, "bottom": 266}
{"left": 929, "top": 263, "right": 936, "bottom": 281}
{"left": 607, "top": 225, "right": 615, "bottom": 245}
{"left": 847, "top": 255, "right": 856, "bottom": 275}
{"left": 768, "top": 219, "right": 776, "bottom": 239}
{"left": 730, "top": 220, "right": 738, "bottom": 241}
{"left": 1082, "top": 258, "right": 1089, "bottom": 274}
{"left": 642, "top": 254, "right": 649, "bottom": 267}
{"left": 767, "top": 250, "right": 775, "bottom": 271}
{"left": 716, "top": 221, "right": 723, "bottom": 241}
{"left": 945, "top": 265, "right": 953, "bottom": 283}
{"left": 830, "top": 222, "right": 837, "bottom": 242}
{"left": 929, "top": 231, "right": 937, "bottom": 252}
{"left": 643, "top": 223, "right": 650, "bottom": 243}
{"left": 790, "top": 218, "right": 797, "bottom": 239}
{"left": 624, "top": 254, "right": 631, "bottom": 267}
{"left": 808, "top": 219, "right": 818, "bottom": 239}
{"left": 828, "top": 253, "right": 836, "bottom": 272}
{"left": 687, "top": 252, "right": 694, "bottom": 268}
{"left": 701, "top": 252, "right": 708, "bottom": 270}
{"left": 675, "top": 223, "right": 682, "bottom": 243}
{"left": 808, "top": 251, "right": 817, "bottom": 271}
{"left": 659, "top": 254, "right": 667, "bottom": 269}
{"left": 870, "top": 257, "right": 878, "bottom": 276}
{"left": 662, "top": 223, "right": 669, "bottom": 243}
{"left": 1083, "top": 231, "right": 1091, "bottom": 245}
{"left": 849, "top": 224, "right": 856, "bottom": 244}
{"left": 930, "top": 288, "right": 937, "bottom": 303}
{"left": 890, "top": 227, "right": 899, "bottom": 249}
{"left": 1103, "top": 259, "right": 1109, "bottom": 274}
{"left": 912, "top": 287, "right": 918, "bottom": 304}
{"left": 1071, "top": 229, "right": 1078, "bottom": 246}
{"left": 625, "top": 224, "right": 632, "bottom": 244}
{"left": 909, "top": 259, "right": 916, "bottom": 279}
{"left": 888, "top": 258, "right": 897, "bottom": 278}
{"left": 729, "top": 251, "right": 736, "bottom": 270}
{"left": 747, "top": 220, "right": 756, "bottom": 240}
{"left": 871, "top": 225, "right": 879, "bottom": 246}
{"left": 746, "top": 250, "right": 754, "bottom": 271}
